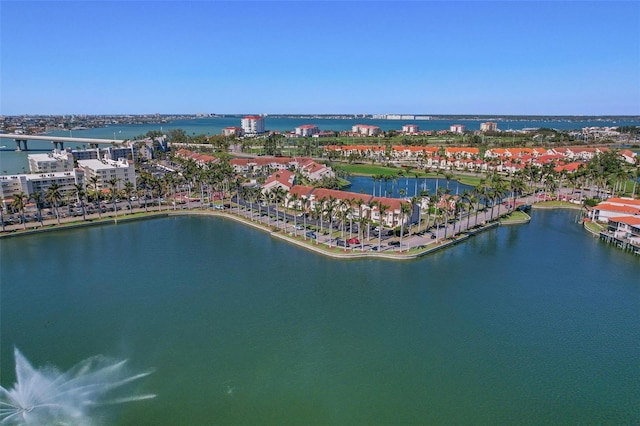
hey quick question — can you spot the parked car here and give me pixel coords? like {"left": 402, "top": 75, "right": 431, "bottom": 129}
{"left": 336, "top": 239, "right": 350, "bottom": 248}
{"left": 388, "top": 240, "right": 401, "bottom": 247}
{"left": 347, "top": 238, "right": 360, "bottom": 245}
{"left": 295, "top": 224, "right": 304, "bottom": 230}
{"left": 306, "top": 231, "right": 317, "bottom": 239}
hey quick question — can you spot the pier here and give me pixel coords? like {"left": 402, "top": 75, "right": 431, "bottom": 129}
{"left": 599, "top": 231, "right": 640, "bottom": 255}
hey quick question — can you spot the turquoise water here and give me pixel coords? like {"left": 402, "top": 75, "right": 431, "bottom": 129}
{"left": 1, "top": 210, "right": 638, "bottom": 424}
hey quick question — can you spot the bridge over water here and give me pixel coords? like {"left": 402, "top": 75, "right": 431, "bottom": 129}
{"left": 0, "top": 133, "right": 126, "bottom": 151}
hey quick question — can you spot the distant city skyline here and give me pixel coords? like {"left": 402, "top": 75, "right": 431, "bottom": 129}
{"left": 1, "top": 1, "right": 639, "bottom": 116}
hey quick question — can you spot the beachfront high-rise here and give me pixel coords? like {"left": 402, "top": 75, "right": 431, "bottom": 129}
{"left": 241, "top": 115, "right": 265, "bottom": 135}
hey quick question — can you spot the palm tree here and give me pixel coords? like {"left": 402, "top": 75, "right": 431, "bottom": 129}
{"left": 87, "top": 176, "right": 102, "bottom": 218}
{"left": 325, "top": 196, "right": 337, "bottom": 247}
{"left": 0, "top": 203, "right": 5, "bottom": 232}
{"left": 399, "top": 200, "right": 412, "bottom": 251}
{"left": 107, "top": 177, "right": 121, "bottom": 220}
{"left": 274, "top": 186, "right": 287, "bottom": 230}
{"left": 373, "top": 201, "right": 389, "bottom": 252}
{"left": 87, "top": 176, "right": 99, "bottom": 203}
{"left": 314, "top": 197, "right": 326, "bottom": 243}
{"left": 301, "top": 197, "right": 310, "bottom": 239}
{"left": 30, "top": 191, "right": 45, "bottom": 227}
{"left": 288, "top": 192, "right": 299, "bottom": 234}
{"left": 11, "top": 192, "right": 28, "bottom": 230}
{"left": 45, "top": 183, "right": 62, "bottom": 225}
{"left": 123, "top": 181, "right": 135, "bottom": 212}
{"left": 73, "top": 183, "right": 87, "bottom": 221}
{"left": 357, "top": 214, "right": 369, "bottom": 251}
{"left": 510, "top": 177, "right": 526, "bottom": 211}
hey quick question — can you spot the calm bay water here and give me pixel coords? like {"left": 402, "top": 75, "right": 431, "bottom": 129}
{"left": 1, "top": 210, "right": 638, "bottom": 424}
{"left": 1, "top": 116, "right": 639, "bottom": 174}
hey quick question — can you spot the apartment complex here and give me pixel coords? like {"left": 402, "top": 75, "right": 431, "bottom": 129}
{"left": 28, "top": 150, "right": 75, "bottom": 173}
{"left": 480, "top": 122, "right": 498, "bottom": 132}
{"left": 77, "top": 158, "right": 136, "bottom": 191}
{"left": 1, "top": 171, "right": 83, "bottom": 210}
{"left": 222, "top": 126, "right": 244, "bottom": 137}
{"left": 450, "top": 124, "right": 466, "bottom": 134}
{"left": 402, "top": 124, "right": 420, "bottom": 134}
{"left": 295, "top": 125, "right": 320, "bottom": 137}
{"left": 352, "top": 124, "right": 381, "bottom": 136}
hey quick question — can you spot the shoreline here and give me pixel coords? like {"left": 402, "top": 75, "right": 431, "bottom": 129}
{"left": 1, "top": 205, "right": 522, "bottom": 261}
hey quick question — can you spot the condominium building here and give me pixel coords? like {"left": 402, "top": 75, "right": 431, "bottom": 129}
{"left": 450, "top": 124, "right": 466, "bottom": 134}
{"left": 222, "top": 126, "right": 244, "bottom": 137}
{"left": 241, "top": 116, "right": 265, "bottom": 135}
{"left": 402, "top": 124, "right": 419, "bottom": 134}
{"left": 77, "top": 158, "right": 136, "bottom": 191}
{"left": 28, "top": 150, "right": 74, "bottom": 173}
{"left": 480, "top": 122, "right": 498, "bottom": 132}
{"left": 295, "top": 125, "right": 320, "bottom": 137}
{"left": 1, "top": 170, "right": 83, "bottom": 211}
{"left": 352, "top": 124, "right": 381, "bottom": 136}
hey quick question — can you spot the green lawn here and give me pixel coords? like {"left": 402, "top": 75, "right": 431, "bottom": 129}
{"left": 500, "top": 211, "right": 530, "bottom": 223}
{"left": 584, "top": 220, "right": 604, "bottom": 233}
{"left": 335, "top": 163, "right": 484, "bottom": 187}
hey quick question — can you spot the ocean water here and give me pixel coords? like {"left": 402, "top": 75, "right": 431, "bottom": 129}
{"left": 1, "top": 210, "right": 638, "bottom": 424}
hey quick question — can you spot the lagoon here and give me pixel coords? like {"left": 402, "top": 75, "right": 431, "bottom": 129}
{"left": 1, "top": 209, "right": 638, "bottom": 424}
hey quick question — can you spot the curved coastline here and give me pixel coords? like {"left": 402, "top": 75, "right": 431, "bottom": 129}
{"left": 1, "top": 205, "right": 523, "bottom": 260}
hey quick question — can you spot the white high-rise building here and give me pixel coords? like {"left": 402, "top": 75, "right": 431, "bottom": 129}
{"left": 241, "top": 116, "right": 265, "bottom": 135}
{"left": 28, "top": 150, "right": 75, "bottom": 173}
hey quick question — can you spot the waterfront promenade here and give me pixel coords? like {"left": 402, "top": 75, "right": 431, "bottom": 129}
{"left": 0, "top": 196, "right": 533, "bottom": 259}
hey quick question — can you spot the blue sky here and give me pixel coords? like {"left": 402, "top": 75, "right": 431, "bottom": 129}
{"left": 1, "top": 1, "right": 639, "bottom": 115}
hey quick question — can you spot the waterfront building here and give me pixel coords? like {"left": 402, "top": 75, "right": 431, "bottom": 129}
{"left": 285, "top": 185, "right": 418, "bottom": 228}
{"left": 70, "top": 148, "right": 100, "bottom": 161}
{"left": 1, "top": 170, "right": 83, "bottom": 211}
{"left": 222, "top": 126, "right": 244, "bottom": 137}
{"left": 295, "top": 125, "right": 320, "bottom": 137}
{"left": 590, "top": 198, "right": 640, "bottom": 223}
{"left": 77, "top": 158, "right": 135, "bottom": 192}
{"left": 402, "top": 124, "right": 420, "bottom": 134}
{"left": 352, "top": 124, "right": 381, "bottom": 136}
{"left": 241, "top": 116, "right": 265, "bottom": 135}
{"left": 450, "top": 124, "right": 465, "bottom": 134}
{"left": 480, "top": 122, "right": 498, "bottom": 132}
{"left": 28, "top": 150, "right": 74, "bottom": 173}
{"left": 606, "top": 216, "right": 640, "bottom": 243}
{"left": 297, "top": 158, "right": 335, "bottom": 181}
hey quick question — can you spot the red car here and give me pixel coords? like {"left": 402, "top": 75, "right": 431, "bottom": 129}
{"left": 347, "top": 238, "right": 360, "bottom": 245}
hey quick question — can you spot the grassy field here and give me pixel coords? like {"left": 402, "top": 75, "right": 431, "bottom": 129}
{"left": 335, "top": 163, "right": 484, "bottom": 187}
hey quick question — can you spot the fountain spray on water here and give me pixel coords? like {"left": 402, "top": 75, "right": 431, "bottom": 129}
{"left": 0, "top": 348, "right": 155, "bottom": 425}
